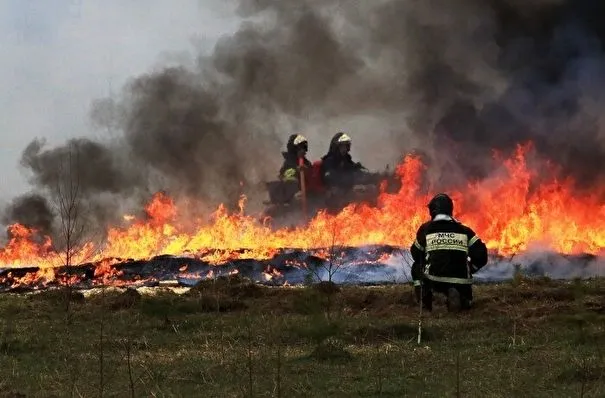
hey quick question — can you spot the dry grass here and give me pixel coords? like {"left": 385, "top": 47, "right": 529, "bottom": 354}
{"left": 0, "top": 276, "right": 604, "bottom": 397}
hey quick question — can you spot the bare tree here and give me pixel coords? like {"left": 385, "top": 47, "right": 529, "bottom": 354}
{"left": 43, "top": 143, "right": 87, "bottom": 397}
{"left": 49, "top": 142, "right": 99, "bottom": 312}
{"left": 308, "top": 221, "right": 354, "bottom": 285}
{"left": 54, "top": 146, "right": 86, "bottom": 269}
{"left": 304, "top": 221, "right": 358, "bottom": 321}
{"left": 49, "top": 143, "right": 111, "bottom": 396}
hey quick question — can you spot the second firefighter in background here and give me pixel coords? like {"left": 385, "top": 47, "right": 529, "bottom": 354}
{"left": 279, "top": 134, "right": 311, "bottom": 187}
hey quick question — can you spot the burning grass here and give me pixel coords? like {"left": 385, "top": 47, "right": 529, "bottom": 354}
{"left": 0, "top": 277, "right": 603, "bottom": 396}
{"left": 1, "top": 143, "right": 605, "bottom": 277}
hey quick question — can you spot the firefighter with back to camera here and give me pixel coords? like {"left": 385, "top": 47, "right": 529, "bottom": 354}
{"left": 410, "top": 193, "right": 488, "bottom": 312}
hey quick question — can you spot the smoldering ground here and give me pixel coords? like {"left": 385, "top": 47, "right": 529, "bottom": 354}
{"left": 3, "top": 0, "right": 605, "bottom": 245}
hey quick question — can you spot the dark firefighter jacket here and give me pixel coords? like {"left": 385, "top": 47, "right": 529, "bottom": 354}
{"left": 279, "top": 151, "right": 311, "bottom": 189}
{"left": 410, "top": 214, "right": 488, "bottom": 286}
{"left": 320, "top": 136, "right": 364, "bottom": 189}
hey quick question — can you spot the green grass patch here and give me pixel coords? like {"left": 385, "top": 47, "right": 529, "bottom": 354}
{"left": 0, "top": 277, "right": 603, "bottom": 396}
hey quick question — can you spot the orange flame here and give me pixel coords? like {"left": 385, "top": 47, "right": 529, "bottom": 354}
{"left": 0, "top": 142, "right": 603, "bottom": 272}
{"left": 8, "top": 267, "right": 56, "bottom": 289}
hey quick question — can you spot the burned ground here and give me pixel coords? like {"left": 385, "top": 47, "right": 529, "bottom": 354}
{"left": 0, "top": 277, "right": 603, "bottom": 396}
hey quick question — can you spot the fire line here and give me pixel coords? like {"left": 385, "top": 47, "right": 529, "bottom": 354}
{"left": 0, "top": 143, "right": 603, "bottom": 292}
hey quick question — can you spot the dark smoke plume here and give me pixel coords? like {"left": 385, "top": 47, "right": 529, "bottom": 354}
{"left": 2, "top": 193, "right": 55, "bottom": 238}
{"left": 20, "top": 138, "right": 137, "bottom": 195}
{"left": 425, "top": 0, "right": 605, "bottom": 187}
{"left": 6, "top": 0, "right": 605, "bottom": 238}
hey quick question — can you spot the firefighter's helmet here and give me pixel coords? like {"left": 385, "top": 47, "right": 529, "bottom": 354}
{"left": 428, "top": 193, "right": 454, "bottom": 218}
{"left": 287, "top": 134, "right": 308, "bottom": 153}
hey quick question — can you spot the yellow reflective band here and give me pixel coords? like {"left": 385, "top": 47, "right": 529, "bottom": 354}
{"left": 424, "top": 273, "right": 473, "bottom": 285}
{"left": 414, "top": 240, "right": 424, "bottom": 251}
{"left": 282, "top": 168, "right": 297, "bottom": 182}
{"left": 426, "top": 232, "right": 468, "bottom": 253}
{"left": 468, "top": 235, "right": 479, "bottom": 246}
{"left": 427, "top": 245, "right": 468, "bottom": 252}
{"left": 413, "top": 280, "right": 421, "bottom": 287}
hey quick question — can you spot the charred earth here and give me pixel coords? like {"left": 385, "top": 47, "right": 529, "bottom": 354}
{"left": 0, "top": 244, "right": 603, "bottom": 293}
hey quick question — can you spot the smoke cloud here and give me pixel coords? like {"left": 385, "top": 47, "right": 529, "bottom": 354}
{"left": 5, "top": 0, "right": 605, "bottom": 240}
{"left": 2, "top": 193, "right": 55, "bottom": 239}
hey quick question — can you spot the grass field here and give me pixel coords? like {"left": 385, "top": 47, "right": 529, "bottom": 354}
{"left": 0, "top": 275, "right": 604, "bottom": 397}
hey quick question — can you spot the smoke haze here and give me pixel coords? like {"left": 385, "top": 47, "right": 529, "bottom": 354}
{"left": 4, "top": 0, "right": 605, "bottom": 241}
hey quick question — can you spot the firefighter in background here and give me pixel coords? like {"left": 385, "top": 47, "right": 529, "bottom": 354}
{"left": 278, "top": 133, "right": 312, "bottom": 201}
{"left": 410, "top": 193, "right": 488, "bottom": 312}
{"left": 320, "top": 132, "right": 366, "bottom": 192}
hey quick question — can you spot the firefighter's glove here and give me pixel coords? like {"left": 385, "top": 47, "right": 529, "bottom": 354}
{"left": 469, "top": 263, "right": 480, "bottom": 274}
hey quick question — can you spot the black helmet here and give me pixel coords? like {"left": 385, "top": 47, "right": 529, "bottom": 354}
{"left": 428, "top": 193, "right": 453, "bottom": 218}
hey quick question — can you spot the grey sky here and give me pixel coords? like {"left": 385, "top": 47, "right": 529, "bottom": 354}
{"left": 0, "top": 0, "right": 240, "bottom": 204}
